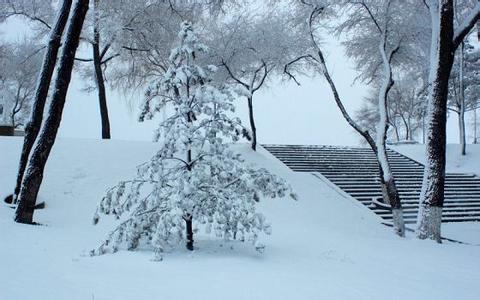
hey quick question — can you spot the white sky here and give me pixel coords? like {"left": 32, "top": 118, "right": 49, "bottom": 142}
{"left": 0, "top": 16, "right": 470, "bottom": 146}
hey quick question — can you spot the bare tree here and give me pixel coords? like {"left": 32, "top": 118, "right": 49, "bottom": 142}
{"left": 2, "top": 0, "right": 73, "bottom": 205}
{"left": 74, "top": 0, "right": 134, "bottom": 139}
{"left": 0, "top": 40, "right": 42, "bottom": 129}
{"left": 15, "top": 0, "right": 89, "bottom": 224}
{"left": 208, "top": 8, "right": 305, "bottom": 151}
{"left": 356, "top": 76, "right": 426, "bottom": 143}
{"left": 102, "top": 1, "right": 223, "bottom": 92}
{"left": 0, "top": 1, "right": 54, "bottom": 37}
{"left": 284, "top": 0, "right": 434, "bottom": 236}
{"left": 91, "top": 0, "right": 111, "bottom": 139}
{"left": 1, "top": 0, "right": 116, "bottom": 140}
{"left": 448, "top": 39, "right": 480, "bottom": 155}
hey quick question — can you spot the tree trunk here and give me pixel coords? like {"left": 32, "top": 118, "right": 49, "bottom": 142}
{"left": 316, "top": 47, "right": 405, "bottom": 235}
{"left": 93, "top": 0, "right": 110, "bottom": 139}
{"left": 377, "top": 148, "right": 404, "bottom": 236}
{"left": 422, "top": 113, "right": 426, "bottom": 144}
{"left": 416, "top": 0, "right": 455, "bottom": 242}
{"left": 458, "top": 42, "right": 466, "bottom": 155}
{"left": 474, "top": 107, "right": 478, "bottom": 144}
{"left": 477, "top": 21, "right": 480, "bottom": 41}
{"left": 10, "top": 112, "right": 16, "bottom": 129}
{"left": 14, "top": 0, "right": 90, "bottom": 224}
{"left": 11, "top": 88, "right": 22, "bottom": 129}
{"left": 471, "top": 29, "right": 480, "bottom": 143}
{"left": 12, "top": 0, "right": 73, "bottom": 203}
{"left": 184, "top": 110, "right": 194, "bottom": 251}
{"left": 185, "top": 215, "right": 194, "bottom": 251}
{"left": 392, "top": 121, "right": 400, "bottom": 142}
{"left": 376, "top": 25, "right": 405, "bottom": 237}
{"left": 378, "top": 167, "right": 404, "bottom": 236}
{"left": 400, "top": 115, "right": 409, "bottom": 141}
{"left": 247, "top": 96, "right": 257, "bottom": 151}
{"left": 459, "top": 109, "right": 466, "bottom": 154}
{"left": 407, "top": 115, "right": 413, "bottom": 141}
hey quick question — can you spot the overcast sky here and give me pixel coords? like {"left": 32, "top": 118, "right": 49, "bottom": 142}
{"left": 0, "top": 16, "right": 470, "bottom": 146}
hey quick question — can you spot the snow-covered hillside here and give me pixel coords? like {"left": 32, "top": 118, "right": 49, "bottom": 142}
{"left": 1, "top": 137, "right": 479, "bottom": 300}
{"left": 393, "top": 144, "right": 480, "bottom": 176}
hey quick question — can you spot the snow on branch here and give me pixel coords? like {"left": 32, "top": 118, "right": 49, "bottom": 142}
{"left": 92, "top": 22, "right": 294, "bottom": 259}
{"left": 453, "top": 2, "right": 480, "bottom": 49}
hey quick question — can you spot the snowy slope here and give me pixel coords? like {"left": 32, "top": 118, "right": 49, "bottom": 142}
{"left": 1, "top": 137, "right": 480, "bottom": 300}
{"left": 392, "top": 144, "right": 480, "bottom": 176}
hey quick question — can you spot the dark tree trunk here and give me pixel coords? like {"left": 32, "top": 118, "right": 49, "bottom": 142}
{"left": 477, "top": 21, "right": 480, "bottom": 41}
{"left": 422, "top": 114, "right": 426, "bottom": 144}
{"left": 392, "top": 123, "right": 400, "bottom": 142}
{"left": 185, "top": 215, "right": 194, "bottom": 251}
{"left": 11, "top": 88, "right": 22, "bottom": 129}
{"left": 12, "top": 0, "right": 73, "bottom": 203}
{"left": 247, "top": 96, "right": 257, "bottom": 151}
{"left": 459, "top": 109, "right": 466, "bottom": 155}
{"left": 474, "top": 107, "right": 478, "bottom": 144}
{"left": 184, "top": 110, "right": 194, "bottom": 251}
{"left": 458, "top": 42, "right": 466, "bottom": 156}
{"left": 417, "top": 2, "right": 480, "bottom": 241}
{"left": 416, "top": 1, "right": 455, "bottom": 242}
{"left": 401, "top": 116, "right": 409, "bottom": 141}
{"left": 14, "top": 0, "right": 90, "bottom": 224}
{"left": 93, "top": 0, "right": 110, "bottom": 139}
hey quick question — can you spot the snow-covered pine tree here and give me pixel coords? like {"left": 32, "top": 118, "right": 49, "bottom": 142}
{"left": 92, "top": 22, "right": 292, "bottom": 259}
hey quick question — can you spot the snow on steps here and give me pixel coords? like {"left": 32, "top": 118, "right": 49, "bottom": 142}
{"left": 263, "top": 144, "right": 480, "bottom": 224}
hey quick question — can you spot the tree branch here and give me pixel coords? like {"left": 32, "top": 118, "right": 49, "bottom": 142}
{"left": 221, "top": 59, "right": 249, "bottom": 89}
{"left": 284, "top": 54, "right": 318, "bottom": 85}
{"left": 3, "top": 12, "right": 51, "bottom": 30}
{"left": 100, "top": 43, "right": 112, "bottom": 60}
{"left": 122, "top": 46, "right": 150, "bottom": 52}
{"left": 101, "top": 54, "right": 120, "bottom": 65}
{"left": 75, "top": 57, "right": 93, "bottom": 62}
{"left": 252, "top": 61, "right": 269, "bottom": 92}
{"left": 307, "top": 3, "right": 377, "bottom": 150}
{"left": 453, "top": 2, "right": 480, "bottom": 49}
{"left": 351, "top": 0, "right": 382, "bottom": 33}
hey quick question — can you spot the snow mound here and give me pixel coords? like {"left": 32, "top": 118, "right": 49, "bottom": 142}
{"left": 392, "top": 144, "right": 480, "bottom": 176}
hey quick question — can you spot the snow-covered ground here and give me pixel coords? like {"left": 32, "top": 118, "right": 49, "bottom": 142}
{"left": 392, "top": 144, "right": 480, "bottom": 176}
{"left": 1, "top": 137, "right": 479, "bottom": 300}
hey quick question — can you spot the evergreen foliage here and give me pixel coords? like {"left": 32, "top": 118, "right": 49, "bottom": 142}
{"left": 92, "top": 22, "right": 293, "bottom": 259}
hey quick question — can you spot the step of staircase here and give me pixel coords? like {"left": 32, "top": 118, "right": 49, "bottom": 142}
{"left": 263, "top": 144, "right": 480, "bottom": 224}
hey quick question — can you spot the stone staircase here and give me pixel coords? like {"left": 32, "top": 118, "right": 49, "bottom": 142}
{"left": 263, "top": 144, "right": 480, "bottom": 224}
